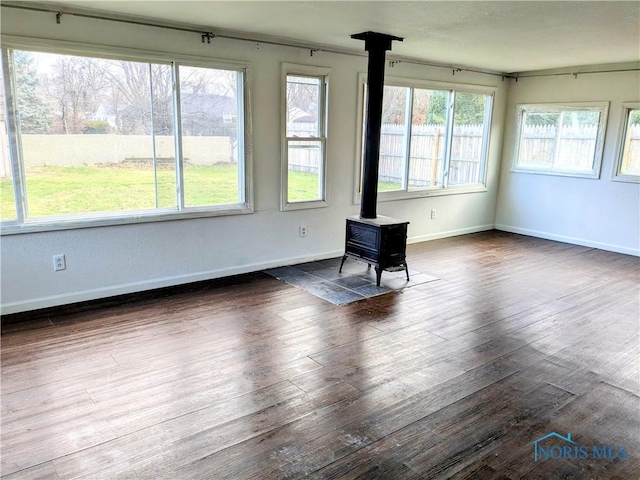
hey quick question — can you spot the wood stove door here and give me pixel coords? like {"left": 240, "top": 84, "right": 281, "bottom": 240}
{"left": 345, "top": 220, "right": 381, "bottom": 263}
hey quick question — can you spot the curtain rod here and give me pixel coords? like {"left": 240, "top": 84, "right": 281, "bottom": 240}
{"left": 513, "top": 68, "right": 640, "bottom": 80}
{"left": 1, "top": 2, "right": 514, "bottom": 80}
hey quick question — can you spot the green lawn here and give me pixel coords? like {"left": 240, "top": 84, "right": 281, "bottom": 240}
{"left": 1, "top": 165, "right": 244, "bottom": 220}
{"left": 288, "top": 169, "right": 320, "bottom": 203}
{"left": 0, "top": 165, "right": 400, "bottom": 221}
{"left": 0, "top": 165, "right": 321, "bottom": 220}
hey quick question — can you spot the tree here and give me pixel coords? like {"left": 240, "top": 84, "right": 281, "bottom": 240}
{"left": 45, "top": 55, "right": 105, "bottom": 134}
{"left": 424, "top": 90, "right": 448, "bottom": 125}
{"left": 381, "top": 86, "right": 407, "bottom": 124}
{"left": 12, "top": 51, "right": 52, "bottom": 133}
{"left": 425, "top": 91, "right": 486, "bottom": 125}
{"left": 452, "top": 92, "right": 486, "bottom": 124}
{"left": 525, "top": 110, "right": 602, "bottom": 127}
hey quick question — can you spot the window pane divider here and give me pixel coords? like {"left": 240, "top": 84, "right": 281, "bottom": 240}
{"left": 148, "top": 63, "right": 160, "bottom": 209}
{"left": 1, "top": 49, "right": 26, "bottom": 222}
{"left": 402, "top": 87, "right": 413, "bottom": 191}
{"left": 479, "top": 94, "right": 493, "bottom": 182}
{"left": 236, "top": 70, "right": 247, "bottom": 204}
{"left": 442, "top": 91, "right": 456, "bottom": 189}
{"left": 285, "top": 136, "right": 324, "bottom": 142}
{"left": 551, "top": 111, "right": 564, "bottom": 168}
{"left": 172, "top": 62, "right": 185, "bottom": 210}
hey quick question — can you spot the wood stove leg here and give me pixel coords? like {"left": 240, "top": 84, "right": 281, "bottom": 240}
{"left": 339, "top": 255, "right": 347, "bottom": 273}
{"left": 375, "top": 265, "right": 382, "bottom": 287}
{"left": 405, "top": 263, "right": 410, "bottom": 281}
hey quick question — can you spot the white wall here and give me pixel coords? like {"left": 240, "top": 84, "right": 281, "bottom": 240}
{"left": 495, "top": 68, "right": 640, "bottom": 256}
{"left": 0, "top": 8, "right": 507, "bottom": 314}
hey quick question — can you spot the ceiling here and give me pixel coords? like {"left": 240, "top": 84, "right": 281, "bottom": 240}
{"left": 26, "top": 1, "right": 640, "bottom": 73}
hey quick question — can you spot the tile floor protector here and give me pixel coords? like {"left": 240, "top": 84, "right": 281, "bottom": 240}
{"left": 264, "top": 257, "right": 439, "bottom": 305}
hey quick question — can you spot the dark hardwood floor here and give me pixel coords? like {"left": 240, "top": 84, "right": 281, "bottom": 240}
{"left": 1, "top": 231, "right": 638, "bottom": 479}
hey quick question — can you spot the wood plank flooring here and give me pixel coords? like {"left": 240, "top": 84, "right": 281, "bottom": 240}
{"left": 1, "top": 231, "right": 638, "bottom": 479}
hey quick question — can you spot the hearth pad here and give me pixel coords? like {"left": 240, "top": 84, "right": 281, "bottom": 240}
{"left": 264, "top": 257, "right": 438, "bottom": 305}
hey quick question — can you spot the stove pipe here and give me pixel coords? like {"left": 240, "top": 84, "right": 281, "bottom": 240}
{"left": 351, "top": 31, "right": 403, "bottom": 219}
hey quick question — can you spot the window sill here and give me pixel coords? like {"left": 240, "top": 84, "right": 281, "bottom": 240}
{"left": 353, "top": 185, "right": 488, "bottom": 204}
{"left": 510, "top": 166, "right": 600, "bottom": 179}
{"left": 611, "top": 174, "right": 640, "bottom": 184}
{"left": 0, "top": 203, "right": 254, "bottom": 236}
{"left": 280, "top": 199, "right": 329, "bottom": 212}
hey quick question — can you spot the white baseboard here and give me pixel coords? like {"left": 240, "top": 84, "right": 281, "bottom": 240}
{"left": 408, "top": 224, "right": 495, "bottom": 244}
{"left": 495, "top": 224, "right": 640, "bottom": 257}
{"left": 1, "top": 249, "right": 343, "bottom": 315}
{"left": 0, "top": 224, "right": 507, "bottom": 315}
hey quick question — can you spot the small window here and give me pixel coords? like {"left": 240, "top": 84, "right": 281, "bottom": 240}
{"left": 355, "top": 76, "right": 493, "bottom": 200}
{"left": 613, "top": 102, "right": 640, "bottom": 183}
{"left": 281, "top": 64, "right": 329, "bottom": 210}
{"left": 512, "top": 102, "right": 609, "bottom": 178}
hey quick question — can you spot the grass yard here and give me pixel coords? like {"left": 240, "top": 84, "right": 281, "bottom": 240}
{"left": 1, "top": 165, "right": 242, "bottom": 220}
{"left": 0, "top": 165, "right": 322, "bottom": 220}
{"left": 287, "top": 169, "right": 321, "bottom": 203}
{"left": 0, "top": 165, "right": 401, "bottom": 221}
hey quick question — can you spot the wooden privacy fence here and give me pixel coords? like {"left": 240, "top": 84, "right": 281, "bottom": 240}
{"left": 377, "top": 124, "right": 484, "bottom": 187}
{"left": 286, "top": 123, "right": 486, "bottom": 186}
{"left": 516, "top": 124, "right": 598, "bottom": 169}
{"left": 287, "top": 123, "right": 640, "bottom": 184}
{"left": 623, "top": 125, "right": 640, "bottom": 174}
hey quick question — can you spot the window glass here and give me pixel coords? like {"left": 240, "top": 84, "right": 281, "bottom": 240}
{"left": 449, "top": 92, "right": 488, "bottom": 185}
{"left": 513, "top": 103, "right": 608, "bottom": 177}
{"left": 379, "top": 85, "right": 408, "bottom": 192}
{"left": 359, "top": 81, "right": 493, "bottom": 197}
{"left": 287, "top": 140, "right": 322, "bottom": 202}
{"left": 286, "top": 76, "right": 320, "bottom": 137}
{"left": 408, "top": 88, "right": 447, "bottom": 188}
{"left": 0, "top": 45, "right": 251, "bottom": 232}
{"left": 283, "top": 70, "right": 328, "bottom": 207}
{"left": 180, "top": 65, "right": 241, "bottom": 207}
{"left": 13, "top": 50, "right": 176, "bottom": 218}
{"left": 0, "top": 58, "right": 16, "bottom": 221}
{"left": 618, "top": 108, "right": 640, "bottom": 177}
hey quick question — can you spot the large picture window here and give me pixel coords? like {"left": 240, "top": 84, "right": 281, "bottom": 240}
{"left": 355, "top": 76, "right": 493, "bottom": 201}
{"left": 281, "top": 64, "right": 329, "bottom": 210}
{"left": 0, "top": 45, "right": 251, "bottom": 233}
{"left": 511, "top": 102, "right": 608, "bottom": 178}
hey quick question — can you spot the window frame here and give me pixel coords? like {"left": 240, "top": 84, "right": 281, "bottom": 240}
{"left": 352, "top": 74, "right": 494, "bottom": 204}
{"left": 510, "top": 101, "right": 609, "bottom": 179}
{"left": 612, "top": 101, "right": 640, "bottom": 183}
{"left": 0, "top": 35, "right": 254, "bottom": 235}
{"left": 280, "top": 63, "right": 330, "bottom": 211}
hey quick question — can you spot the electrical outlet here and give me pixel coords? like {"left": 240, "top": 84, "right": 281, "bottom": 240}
{"left": 430, "top": 209, "right": 437, "bottom": 220}
{"left": 53, "top": 254, "right": 66, "bottom": 271}
{"left": 299, "top": 225, "right": 308, "bottom": 237}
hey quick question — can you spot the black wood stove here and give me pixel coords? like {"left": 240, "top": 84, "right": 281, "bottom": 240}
{"left": 339, "top": 31, "right": 409, "bottom": 287}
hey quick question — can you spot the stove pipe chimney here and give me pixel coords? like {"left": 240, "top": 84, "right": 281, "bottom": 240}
{"left": 351, "top": 31, "right": 403, "bottom": 219}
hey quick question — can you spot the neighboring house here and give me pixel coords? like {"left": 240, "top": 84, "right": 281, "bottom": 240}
{"left": 180, "top": 93, "right": 237, "bottom": 137}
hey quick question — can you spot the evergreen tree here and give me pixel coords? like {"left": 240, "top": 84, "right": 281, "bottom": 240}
{"left": 12, "top": 51, "right": 52, "bottom": 133}
{"left": 425, "top": 91, "right": 448, "bottom": 124}
{"left": 453, "top": 92, "right": 486, "bottom": 124}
